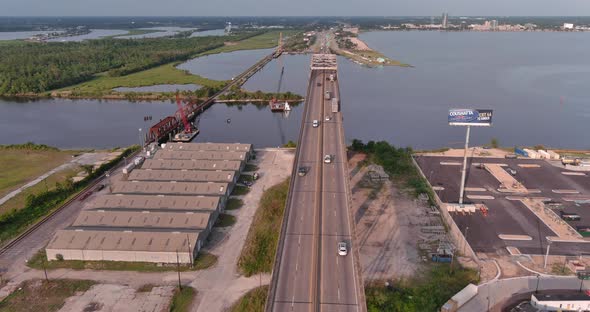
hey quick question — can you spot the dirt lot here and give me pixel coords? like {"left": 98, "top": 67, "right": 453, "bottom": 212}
{"left": 60, "top": 284, "right": 176, "bottom": 312}
{"left": 349, "top": 154, "right": 449, "bottom": 281}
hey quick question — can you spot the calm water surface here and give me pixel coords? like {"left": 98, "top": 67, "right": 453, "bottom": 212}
{"left": 2, "top": 32, "right": 590, "bottom": 149}
{"left": 177, "top": 49, "right": 274, "bottom": 81}
{"left": 46, "top": 29, "right": 129, "bottom": 42}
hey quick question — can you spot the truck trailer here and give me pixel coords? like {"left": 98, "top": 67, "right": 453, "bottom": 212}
{"left": 331, "top": 98, "right": 339, "bottom": 113}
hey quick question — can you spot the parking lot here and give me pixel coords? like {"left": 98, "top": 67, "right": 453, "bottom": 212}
{"left": 415, "top": 155, "right": 590, "bottom": 256}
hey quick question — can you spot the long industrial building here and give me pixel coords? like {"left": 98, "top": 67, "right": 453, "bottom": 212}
{"left": 46, "top": 142, "right": 253, "bottom": 264}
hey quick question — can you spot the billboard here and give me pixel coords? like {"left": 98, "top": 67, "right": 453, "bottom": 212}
{"left": 448, "top": 109, "right": 493, "bottom": 126}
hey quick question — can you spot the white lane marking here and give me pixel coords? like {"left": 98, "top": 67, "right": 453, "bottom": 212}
{"left": 337, "top": 288, "right": 341, "bottom": 300}
{"left": 291, "top": 295, "right": 295, "bottom": 308}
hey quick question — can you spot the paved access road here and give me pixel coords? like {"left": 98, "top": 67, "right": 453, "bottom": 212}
{"left": 270, "top": 66, "right": 364, "bottom": 311}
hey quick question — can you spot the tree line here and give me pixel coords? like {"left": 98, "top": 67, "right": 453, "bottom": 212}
{"left": 0, "top": 31, "right": 264, "bottom": 95}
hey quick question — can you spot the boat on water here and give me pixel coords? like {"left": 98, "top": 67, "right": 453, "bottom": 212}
{"left": 269, "top": 99, "right": 290, "bottom": 112}
{"left": 172, "top": 128, "right": 200, "bottom": 142}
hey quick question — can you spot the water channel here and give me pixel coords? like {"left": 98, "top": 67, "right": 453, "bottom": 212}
{"left": 2, "top": 31, "right": 589, "bottom": 150}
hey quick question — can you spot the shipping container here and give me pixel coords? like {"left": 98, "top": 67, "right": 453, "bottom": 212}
{"left": 515, "top": 148, "right": 528, "bottom": 157}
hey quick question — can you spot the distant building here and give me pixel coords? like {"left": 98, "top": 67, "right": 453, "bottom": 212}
{"left": 491, "top": 20, "right": 498, "bottom": 31}
{"left": 225, "top": 22, "right": 232, "bottom": 34}
{"left": 564, "top": 23, "right": 575, "bottom": 30}
{"left": 442, "top": 12, "right": 449, "bottom": 29}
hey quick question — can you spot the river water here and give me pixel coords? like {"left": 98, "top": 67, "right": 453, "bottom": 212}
{"left": 1, "top": 31, "right": 589, "bottom": 149}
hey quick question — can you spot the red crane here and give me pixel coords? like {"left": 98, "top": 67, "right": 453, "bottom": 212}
{"left": 176, "top": 92, "right": 192, "bottom": 133}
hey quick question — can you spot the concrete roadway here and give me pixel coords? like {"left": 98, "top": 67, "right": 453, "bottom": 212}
{"left": 271, "top": 68, "right": 362, "bottom": 311}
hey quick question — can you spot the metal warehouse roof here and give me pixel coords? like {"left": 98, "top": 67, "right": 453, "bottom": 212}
{"left": 87, "top": 194, "right": 220, "bottom": 211}
{"left": 127, "top": 169, "right": 236, "bottom": 183}
{"left": 154, "top": 150, "right": 247, "bottom": 161}
{"left": 141, "top": 159, "right": 242, "bottom": 171}
{"left": 46, "top": 229, "right": 200, "bottom": 252}
{"left": 72, "top": 210, "right": 212, "bottom": 230}
{"left": 163, "top": 142, "right": 252, "bottom": 153}
{"left": 111, "top": 181, "right": 228, "bottom": 196}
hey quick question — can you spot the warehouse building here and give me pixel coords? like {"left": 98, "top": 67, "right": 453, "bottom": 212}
{"left": 127, "top": 169, "right": 237, "bottom": 185}
{"left": 163, "top": 142, "right": 252, "bottom": 155}
{"left": 71, "top": 210, "right": 215, "bottom": 234}
{"left": 87, "top": 194, "right": 225, "bottom": 213}
{"left": 46, "top": 141, "right": 250, "bottom": 264}
{"left": 154, "top": 150, "right": 248, "bottom": 162}
{"left": 110, "top": 181, "right": 230, "bottom": 198}
{"left": 46, "top": 229, "right": 202, "bottom": 263}
{"left": 141, "top": 159, "right": 244, "bottom": 172}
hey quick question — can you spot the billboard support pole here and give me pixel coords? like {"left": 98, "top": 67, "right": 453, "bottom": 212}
{"left": 459, "top": 125, "right": 471, "bottom": 206}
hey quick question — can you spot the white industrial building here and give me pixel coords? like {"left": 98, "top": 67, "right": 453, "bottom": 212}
{"left": 45, "top": 142, "right": 250, "bottom": 264}
{"left": 46, "top": 230, "right": 202, "bottom": 263}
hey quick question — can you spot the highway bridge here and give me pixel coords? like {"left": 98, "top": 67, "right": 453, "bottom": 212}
{"left": 266, "top": 54, "right": 366, "bottom": 312}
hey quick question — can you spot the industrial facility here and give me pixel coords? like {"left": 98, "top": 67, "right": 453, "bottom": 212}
{"left": 45, "top": 142, "right": 253, "bottom": 264}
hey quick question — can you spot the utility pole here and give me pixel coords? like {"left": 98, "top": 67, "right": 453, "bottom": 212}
{"left": 544, "top": 240, "right": 552, "bottom": 269}
{"left": 138, "top": 128, "right": 143, "bottom": 150}
{"left": 535, "top": 275, "right": 540, "bottom": 293}
{"left": 186, "top": 234, "right": 193, "bottom": 268}
{"left": 176, "top": 250, "right": 182, "bottom": 290}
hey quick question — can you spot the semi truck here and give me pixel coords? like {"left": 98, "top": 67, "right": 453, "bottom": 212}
{"left": 331, "top": 98, "right": 339, "bottom": 113}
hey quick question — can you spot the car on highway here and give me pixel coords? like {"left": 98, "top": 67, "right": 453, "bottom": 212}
{"left": 312, "top": 120, "right": 319, "bottom": 128}
{"left": 79, "top": 191, "right": 92, "bottom": 201}
{"left": 316, "top": 82, "right": 322, "bottom": 87}
{"left": 506, "top": 168, "right": 517, "bottom": 176}
{"left": 324, "top": 155, "right": 332, "bottom": 164}
{"left": 96, "top": 184, "right": 105, "bottom": 191}
{"left": 298, "top": 167, "right": 308, "bottom": 176}
{"left": 338, "top": 242, "right": 348, "bottom": 256}
{"left": 325, "top": 115, "right": 331, "bottom": 121}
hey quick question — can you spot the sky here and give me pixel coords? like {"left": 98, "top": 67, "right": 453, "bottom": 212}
{"left": 2, "top": 0, "right": 590, "bottom": 16}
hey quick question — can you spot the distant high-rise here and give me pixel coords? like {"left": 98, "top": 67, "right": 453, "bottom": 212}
{"left": 442, "top": 12, "right": 449, "bottom": 29}
{"left": 225, "top": 22, "right": 232, "bottom": 34}
{"left": 491, "top": 20, "right": 498, "bottom": 31}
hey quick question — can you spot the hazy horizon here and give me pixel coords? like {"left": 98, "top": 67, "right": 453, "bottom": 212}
{"left": 3, "top": 0, "right": 590, "bottom": 17}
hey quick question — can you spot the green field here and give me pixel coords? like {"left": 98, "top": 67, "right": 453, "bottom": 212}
{"left": 0, "top": 145, "right": 76, "bottom": 200}
{"left": 238, "top": 178, "right": 289, "bottom": 276}
{"left": 60, "top": 63, "right": 224, "bottom": 95}
{"left": 57, "top": 30, "right": 295, "bottom": 96}
{"left": 28, "top": 249, "right": 218, "bottom": 272}
{"left": 0, "top": 279, "right": 95, "bottom": 312}
{"left": 365, "top": 265, "right": 478, "bottom": 312}
{"left": 201, "top": 30, "right": 297, "bottom": 56}
{"left": 0, "top": 166, "right": 80, "bottom": 217}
